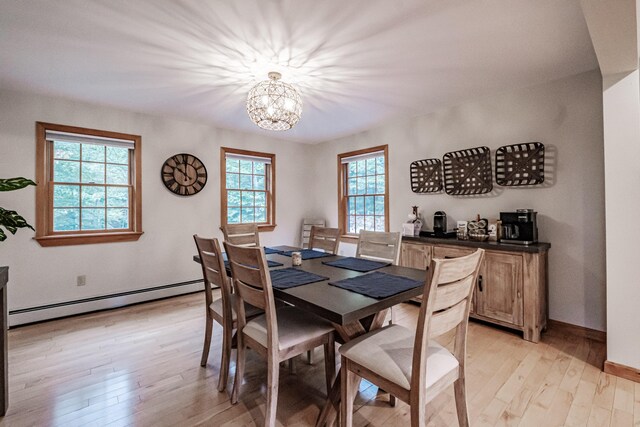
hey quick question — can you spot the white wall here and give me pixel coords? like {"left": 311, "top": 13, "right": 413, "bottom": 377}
{"left": 310, "top": 70, "right": 606, "bottom": 331}
{"left": 0, "top": 89, "right": 315, "bottom": 314}
{"left": 602, "top": 70, "right": 640, "bottom": 370}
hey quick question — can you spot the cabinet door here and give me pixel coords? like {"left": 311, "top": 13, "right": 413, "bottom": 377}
{"left": 475, "top": 251, "right": 523, "bottom": 326}
{"left": 400, "top": 243, "right": 432, "bottom": 270}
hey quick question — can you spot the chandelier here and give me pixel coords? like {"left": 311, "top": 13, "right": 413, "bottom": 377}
{"left": 246, "top": 72, "right": 302, "bottom": 131}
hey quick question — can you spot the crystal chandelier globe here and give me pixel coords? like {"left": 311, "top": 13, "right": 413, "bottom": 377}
{"left": 246, "top": 72, "right": 302, "bottom": 131}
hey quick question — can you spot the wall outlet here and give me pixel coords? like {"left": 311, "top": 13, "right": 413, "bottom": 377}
{"left": 76, "top": 275, "right": 86, "bottom": 286}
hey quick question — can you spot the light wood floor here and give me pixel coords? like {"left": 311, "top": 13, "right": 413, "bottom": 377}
{"left": 2, "top": 291, "right": 638, "bottom": 426}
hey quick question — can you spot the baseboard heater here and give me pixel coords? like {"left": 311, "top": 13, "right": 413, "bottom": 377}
{"left": 9, "top": 279, "right": 204, "bottom": 327}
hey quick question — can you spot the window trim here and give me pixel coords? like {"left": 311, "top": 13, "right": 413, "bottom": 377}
{"left": 220, "top": 147, "right": 276, "bottom": 232}
{"left": 35, "top": 122, "right": 143, "bottom": 247}
{"left": 337, "top": 145, "right": 389, "bottom": 242}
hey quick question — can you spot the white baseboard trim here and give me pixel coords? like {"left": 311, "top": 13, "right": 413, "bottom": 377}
{"left": 9, "top": 279, "right": 203, "bottom": 327}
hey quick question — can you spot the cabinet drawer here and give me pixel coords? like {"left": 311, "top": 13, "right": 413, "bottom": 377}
{"left": 432, "top": 245, "right": 475, "bottom": 259}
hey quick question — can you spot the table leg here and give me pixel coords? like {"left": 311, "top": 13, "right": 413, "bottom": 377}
{"left": 315, "top": 309, "right": 389, "bottom": 427}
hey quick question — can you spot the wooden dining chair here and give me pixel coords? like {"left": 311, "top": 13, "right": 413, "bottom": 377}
{"left": 193, "top": 235, "right": 263, "bottom": 392}
{"left": 224, "top": 242, "right": 336, "bottom": 427}
{"left": 221, "top": 223, "right": 260, "bottom": 247}
{"left": 355, "top": 230, "right": 402, "bottom": 265}
{"left": 355, "top": 230, "right": 402, "bottom": 325}
{"left": 308, "top": 226, "right": 341, "bottom": 254}
{"left": 339, "top": 249, "right": 484, "bottom": 427}
{"left": 300, "top": 218, "right": 326, "bottom": 248}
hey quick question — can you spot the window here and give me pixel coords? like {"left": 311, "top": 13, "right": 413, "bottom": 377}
{"left": 35, "top": 122, "right": 142, "bottom": 246}
{"left": 338, "top": 145, "right": 389, "bottom": 238}
{"left": 220, "top": 147, "right": 276, "bottom": 231}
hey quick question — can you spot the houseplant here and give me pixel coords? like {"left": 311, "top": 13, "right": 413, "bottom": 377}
{"left": 0, "top": 177, "right": 36, "bottom": 242}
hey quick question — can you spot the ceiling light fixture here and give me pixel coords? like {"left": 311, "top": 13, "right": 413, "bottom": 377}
{"left": 246, "top": 72, "right": 302, "bottom": 131}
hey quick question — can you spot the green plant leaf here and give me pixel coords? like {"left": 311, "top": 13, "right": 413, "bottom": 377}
{"left": 0, "top": 207, "right": 35, "bottom": 237}
{"left": 0, "top": 177, "right": 36, "bottom": 192}
{"left": 0, "top": 229, "right": 5, "bottom": 242}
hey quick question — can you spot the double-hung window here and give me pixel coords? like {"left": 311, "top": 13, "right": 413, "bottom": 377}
{"left": 220, "top": 147, "right": 276, "bottom": 230}
{"left": 338, "top": 145, "right": 389, "bottom": 238}
{"left": 35, "top": 122, "right": 142, "bottom": 246}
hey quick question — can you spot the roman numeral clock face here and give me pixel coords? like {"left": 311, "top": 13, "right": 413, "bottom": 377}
{"left": 161, "top": 154, "right": 207, "bottom": 196}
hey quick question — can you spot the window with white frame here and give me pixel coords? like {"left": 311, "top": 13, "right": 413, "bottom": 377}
{"left": 220, "top": 147, "right": 276, "bottom": 230}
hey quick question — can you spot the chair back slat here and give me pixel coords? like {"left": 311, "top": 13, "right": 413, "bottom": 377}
{"left": 431, "top": 275, "right": 475, "bottom": 313}
{"left": 429, "top": 299, "right": 469, "bottom": 338}
{"left": 234, "top": 276, "right": 267, "bottom": 310}
{"left": 355, "top": 230, "right": 402, "bottom": 264}
{"left": 222, "top": 224, "right": 260, "bottom": 247}
{"left": 411, "top": 249, "right": 484, "bottom": 393}
{"left": 308, "top": 226, "right": 341, "bottom": 254}
{"left": 193, "top": 235, "right": 230, "bottom": 310}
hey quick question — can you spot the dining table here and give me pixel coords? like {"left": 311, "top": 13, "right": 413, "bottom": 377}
{"left": 193, "top": 245, "right": 429, "bottom": 426}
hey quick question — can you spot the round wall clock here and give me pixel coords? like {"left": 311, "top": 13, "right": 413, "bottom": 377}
{"left": 161, "top": 153, "right": 207, "bottom": 196}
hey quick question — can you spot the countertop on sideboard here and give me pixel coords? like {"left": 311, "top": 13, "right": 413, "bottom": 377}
{"left": 401, "top": 235, "right": 550, "bottom": 253}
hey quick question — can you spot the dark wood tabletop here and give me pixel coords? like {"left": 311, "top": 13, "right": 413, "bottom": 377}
{"left": 193, "top": 246, "right": 428, "bottom": 326}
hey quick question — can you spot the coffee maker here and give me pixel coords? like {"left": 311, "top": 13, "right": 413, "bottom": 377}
{"left": 499, "top": 209, "right": 538, "bottom": 245}
{"left": 433, "top": 211, "right": 447, "bottom": 235}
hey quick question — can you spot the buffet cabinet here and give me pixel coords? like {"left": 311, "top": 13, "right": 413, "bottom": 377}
{"left": 400, "top": 238, "right": 549, "bottom": 343}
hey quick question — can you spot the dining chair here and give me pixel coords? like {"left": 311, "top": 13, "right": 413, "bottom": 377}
{"left": 356, "top": 230, "right": 402, "bottom": 325}
{"left": 221, "top": 223, "right": 260, "bottom": 247}
{"left": 308, "top": 226, "right": 342, "bottom": 254}
{"left": 339, "top": 249, "right": 484, "bottom": 427}
{"left": 224, "top": 242, "right": 336, "bottom": 427}
{"left": 300, "top": 218, "right": 326, "bottom": 248}
{"left": 355, "top": 229, "right": 402, "bottom": 265}
{"left": 193, "top": 235, "right": 263, "bottom": 392}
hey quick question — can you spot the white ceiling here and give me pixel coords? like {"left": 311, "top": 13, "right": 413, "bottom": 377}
{"left": 0, "top": 0, "right": 597, "bottom": 143}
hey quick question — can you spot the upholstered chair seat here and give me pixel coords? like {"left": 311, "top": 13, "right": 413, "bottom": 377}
{"left": 339, "top": 324, "right": 459, "bottom": 390}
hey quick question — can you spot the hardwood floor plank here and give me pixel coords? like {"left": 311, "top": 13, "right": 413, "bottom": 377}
{"left": 586, "top": 405, "right": 611, "bottom": 427}
{"left": 0, "top": 292, "right": 618, "bottom": 426}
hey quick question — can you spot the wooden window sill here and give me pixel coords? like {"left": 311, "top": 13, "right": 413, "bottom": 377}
{"left": 220, "top": 224, "right": 276, "bottom": 232}
{"left": 34, "top": 231, "right": 144, "bottom": 247}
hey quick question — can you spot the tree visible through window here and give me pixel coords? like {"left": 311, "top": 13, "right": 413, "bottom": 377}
{"left": 35, "top": 122, "right": 142, "bottom": 246}
{"left": 220, "top": 147, "right": 275, "bottom": 230}
{"left": 338, "top": 145, "right": 389, "bottom": 236}
{"left": 52, "top": 141, "right": 131, "bottom": 231}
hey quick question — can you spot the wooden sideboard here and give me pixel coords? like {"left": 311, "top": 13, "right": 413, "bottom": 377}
{"left": 400, "top": 236, "right": 550, "bottom": 343}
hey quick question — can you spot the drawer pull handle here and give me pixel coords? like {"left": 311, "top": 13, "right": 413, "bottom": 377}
{"left": 478, "top": 275, "right": 483, "bottom": 292}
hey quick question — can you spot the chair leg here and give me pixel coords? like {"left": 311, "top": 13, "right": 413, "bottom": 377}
{"left": 217, "top": 324, "right": 232, "bottom": 392}
{"left": 389, "top": 394, "right": 396, "bottom": 407}
{"left": 409, "top": 390, "right": 426, "bottom": 427}
{"left": 200, "top": 315, "right": 213, "bottom": 367}
{"left": 231, "top": 333, "right": 245, "bottom": 404}
{"left": 389, "top": 306, "right": 396, "bottom": 325}
{"left": 453, "top": 377, "right": 470, "bottom": 427}
{"left": 324, "top": 336, "right": 336, "bottom": 395}
{"left": 265, "top": 354, "right": 280, "bottom": 427}
{"left": 340, "top": 357, "right": 354, "bottom": 427}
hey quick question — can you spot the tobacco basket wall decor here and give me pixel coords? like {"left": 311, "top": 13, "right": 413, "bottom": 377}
{"left": 495, "top": 142, "right": 545, "bottom": 186}
{"left": 442, "top": 146, "right": 493, "bottom": 195}
{"left": 410, "top": 158, "right": 443, "bottom": 193}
